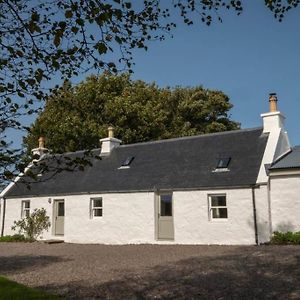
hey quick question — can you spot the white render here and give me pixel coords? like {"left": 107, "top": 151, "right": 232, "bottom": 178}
{"left": 256, "top": 111, "right": 291, "bottom": 184}
{"left": 270, "top": 173, "right": 300, "bottom": 233}
{"left": 173, "top": 188, "right": 267, "bottom": 245}
{"left": 100, "top": 137, "right": 122, "bottom": 156}
{"left": 1, "top": 186, "right": 272, "bottom": 245}
{"left": 253, "top": 185, "right": 271, "bottom": 243}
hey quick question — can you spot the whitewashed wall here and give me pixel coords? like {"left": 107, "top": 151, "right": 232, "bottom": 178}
{"left": 2, "top": 193, "right": 155, "bottom": 244}
{"left": 3, "top": 196, "right": 53, "bottom": 240}
{"left": 254, "top": 185, "right": 271, "bottom": 243}
{"left": 65, "top": 192, "right": 154, "bottom": 244}
{"left": 173, "top": 188, "right": 267, "bottom": 245}
{"left": 270, "top": 175, "right": 300, "bottom": 232}
{"left": 2, "top": 186, "right": 271, "bottom": 244}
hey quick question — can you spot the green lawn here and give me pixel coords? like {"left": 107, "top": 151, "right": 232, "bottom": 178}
{"left": 0, "top": 276, "right": 60, "bottom": 299}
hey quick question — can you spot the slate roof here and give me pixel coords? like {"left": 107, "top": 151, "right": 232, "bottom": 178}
{"left": 4, "top": 127, "right": 268, "bottom": 198}
{"left": 270, "top": 146, "right": 300, "bottom": 170}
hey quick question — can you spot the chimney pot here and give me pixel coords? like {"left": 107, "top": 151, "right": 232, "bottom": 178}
{"left": 32, "top": 136, "right": 48, "bottom": 159}
{"left": 38, "top": 136, "right": 45, "bottom": 149}
{"left": 100, "top": 126, "right": 121, "bottom": 156}
{"left": 269, "top": 93, "right": 278, "bottom": 112}
{"left": 108, "top": 126, "right": 114, "bottom": 138}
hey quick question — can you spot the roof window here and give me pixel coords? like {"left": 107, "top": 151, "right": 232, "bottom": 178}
{"left": 216, "top": 157, "right": 231, "bottom": 169}
{"left": 119, "top": 156, "right": 134, "bottom": 169}
{"left": 212, "top": 157, "right": 231, "bottom": 173}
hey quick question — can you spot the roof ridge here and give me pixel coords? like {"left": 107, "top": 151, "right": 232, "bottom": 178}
{"left": 119, "top": 127, "right": 263, "bottom": 148}
{"left": 47, "top": 148, "right": 100, "bottom": 157}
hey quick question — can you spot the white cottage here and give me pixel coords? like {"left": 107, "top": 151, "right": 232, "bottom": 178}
{"left": 1, "top": 94, "right": 299, "bottom": 244}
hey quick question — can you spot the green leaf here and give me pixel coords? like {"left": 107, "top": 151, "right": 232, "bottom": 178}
{"left": 65, "top": 10, "right": 73, "bottom": 18}
{"left": 54, "top": 34, "right": 61, "bottom": 47}
{"left": 71, "top": 26, "right": 79, "bottom": 34}
{"left": 97, "top": 43, "right": 107, "bottom": 54}
{"left": 76, "top": 18, "right": 84, "bottom": 26}
{"left": 35, "top": 69, "right": 44, "bottom": 83}
{"left": 31, "top": 11, "right": 40, "bottom": 22}
{"left": 125, "top": 2, "right": 131, "bottom": 9}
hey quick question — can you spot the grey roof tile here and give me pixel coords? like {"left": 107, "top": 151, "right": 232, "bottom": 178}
{"left": 5, "top": 127, "right": 268, "bottom": 197}
{"left": 270, "top": 146, "right": 300, "bottom": 170}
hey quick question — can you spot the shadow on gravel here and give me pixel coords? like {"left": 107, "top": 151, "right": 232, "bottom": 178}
{"left": 0, "top": 255, "right": 67, "bottom": 274}
{"left": 39, "top": 252, "right": 300, "bottom": 299}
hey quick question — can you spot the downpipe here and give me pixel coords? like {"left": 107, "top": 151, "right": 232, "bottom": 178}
{"left": 251, "top": 186, "right": 259, "bottom": 245}
{"left": 1, "top": 197, "right": 6, "bottom": 237}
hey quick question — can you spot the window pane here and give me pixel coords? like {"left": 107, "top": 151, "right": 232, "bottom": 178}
{"left": 217, "top": 157, "right": 231, "bottom": 168}
{"left": 24, "top": 201, "right": 30, "bottom": 208}
{"left": 94, "top": 209, "right": 102, "bottom": 217}
{"left": 160, "top": 194, "right": 172, "bottom": 216}
{"left": 25, "top": 210, "right": 30, "bottom": 218}
{"left": 122, "top": 156, "right": 134, "bottom": 166}
{"left": 211, "top": 196, "right": 226, "bottom": 207}
{"left": 93, "top": 198, "right": 102, "bottom": 208}
{"left": 58, "top": 202, "right": 64, "bottom": 216}
{"left": 212, "top": 208, "right": 227, "bottom": 218}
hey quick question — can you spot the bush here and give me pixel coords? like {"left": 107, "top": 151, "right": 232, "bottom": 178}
{"left": 270, "top": 231, "right": 300, "bottom": 245}
{"left": 11, "top": 208, "right": 51, "bottom": 241}
{"left": 0, "top": 234, "right": 28, "bottom": 242}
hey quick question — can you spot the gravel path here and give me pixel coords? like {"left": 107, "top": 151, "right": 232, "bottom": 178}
{"left": 0, "top": 243, "right": 299, "bottom": 299}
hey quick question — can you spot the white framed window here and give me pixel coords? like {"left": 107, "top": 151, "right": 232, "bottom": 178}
{"left": 90, "top": 197, "right": 103, "bottom": 218}
{"left": 208, "top": 194, "right": 228, "bottom": 219}
{"left": 21, "top": 200, "right": 30, "bottom": 218}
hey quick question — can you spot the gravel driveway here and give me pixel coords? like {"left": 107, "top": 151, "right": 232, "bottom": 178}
{"left": 0, "top": 243, "right": 299, "bottom": 299}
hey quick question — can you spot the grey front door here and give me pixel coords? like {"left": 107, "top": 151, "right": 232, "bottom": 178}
{"left": 54, "top": 200, "right": 64, "bottom": 235}
{"left": 157, "top": 193, "right": 174, "bottom": 240}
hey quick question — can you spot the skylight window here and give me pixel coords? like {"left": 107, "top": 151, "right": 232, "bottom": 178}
{"left": 216, "top": 157, "right": 231, "bottom": 169}
{"left": 121, "top": 156, "right": 134, "bottom": 167}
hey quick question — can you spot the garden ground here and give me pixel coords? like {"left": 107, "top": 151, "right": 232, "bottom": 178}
{"left": 0, "top": 243, "right": 299, "bottom": 299}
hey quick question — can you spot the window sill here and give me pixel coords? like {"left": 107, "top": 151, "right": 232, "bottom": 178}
{"left": 212, "top": 168, "right": 230, "bottom": 173}
{"left": 118, "top": 166, "right": 130, "bottom": 170}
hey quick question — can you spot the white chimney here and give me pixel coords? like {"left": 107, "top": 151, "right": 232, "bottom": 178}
{"left": 100, "top": 126, "right": 121, "bottom": 156}
{"left": 261, "top": 93, "right": 285, "bottom": 133}
{"left": 257, "top": 93, "right": 291, "bottom": 183}
{"left": 31, "top": 136, "right": 49, "bottom": 159}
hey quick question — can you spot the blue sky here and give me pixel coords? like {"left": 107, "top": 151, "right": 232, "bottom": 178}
{"left": 128, "top": 1, "right": 300, "bottom": 146}
{"left": 10, "top": 1, "right": 300, "bottom": 148}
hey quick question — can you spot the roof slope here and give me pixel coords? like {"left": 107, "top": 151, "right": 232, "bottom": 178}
{"left": 270, "top": 146, "right": 300, "bottom": 170}
{"left": 5, "top": 127, "right": 268, "bottom": 197}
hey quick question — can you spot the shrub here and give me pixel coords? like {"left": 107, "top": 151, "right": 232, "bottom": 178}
{"left": 271, "top": 231, "right": 300, "bottom": 245}
{"left": 0, "top": 234, "right": 28, "bottom": 242}
{"left": 11, "top": 208, "right": 51, "bottom": 241}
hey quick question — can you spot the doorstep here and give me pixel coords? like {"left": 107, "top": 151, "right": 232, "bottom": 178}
{"left": 43, "top": 239, "right": 64, "bottom": 244}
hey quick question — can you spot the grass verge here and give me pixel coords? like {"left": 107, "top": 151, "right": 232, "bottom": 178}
{"left": 0, "top": 276, "right": 60, "bottom": 299}
{"left": 0, "top": 234, "right": 31, "bottom": 242}
{"left": 270, "top": 231, "right": 300, "bottom": 245}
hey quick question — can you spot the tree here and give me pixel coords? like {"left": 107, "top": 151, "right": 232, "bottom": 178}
{"left": 24, "top": 73, "right": 239, "bottom": 153}
{"left": 0, "top": 0, "right": 174, "bottom": 183}
{"left": 1, "top": 0, "right": 298, "bottom": 183}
